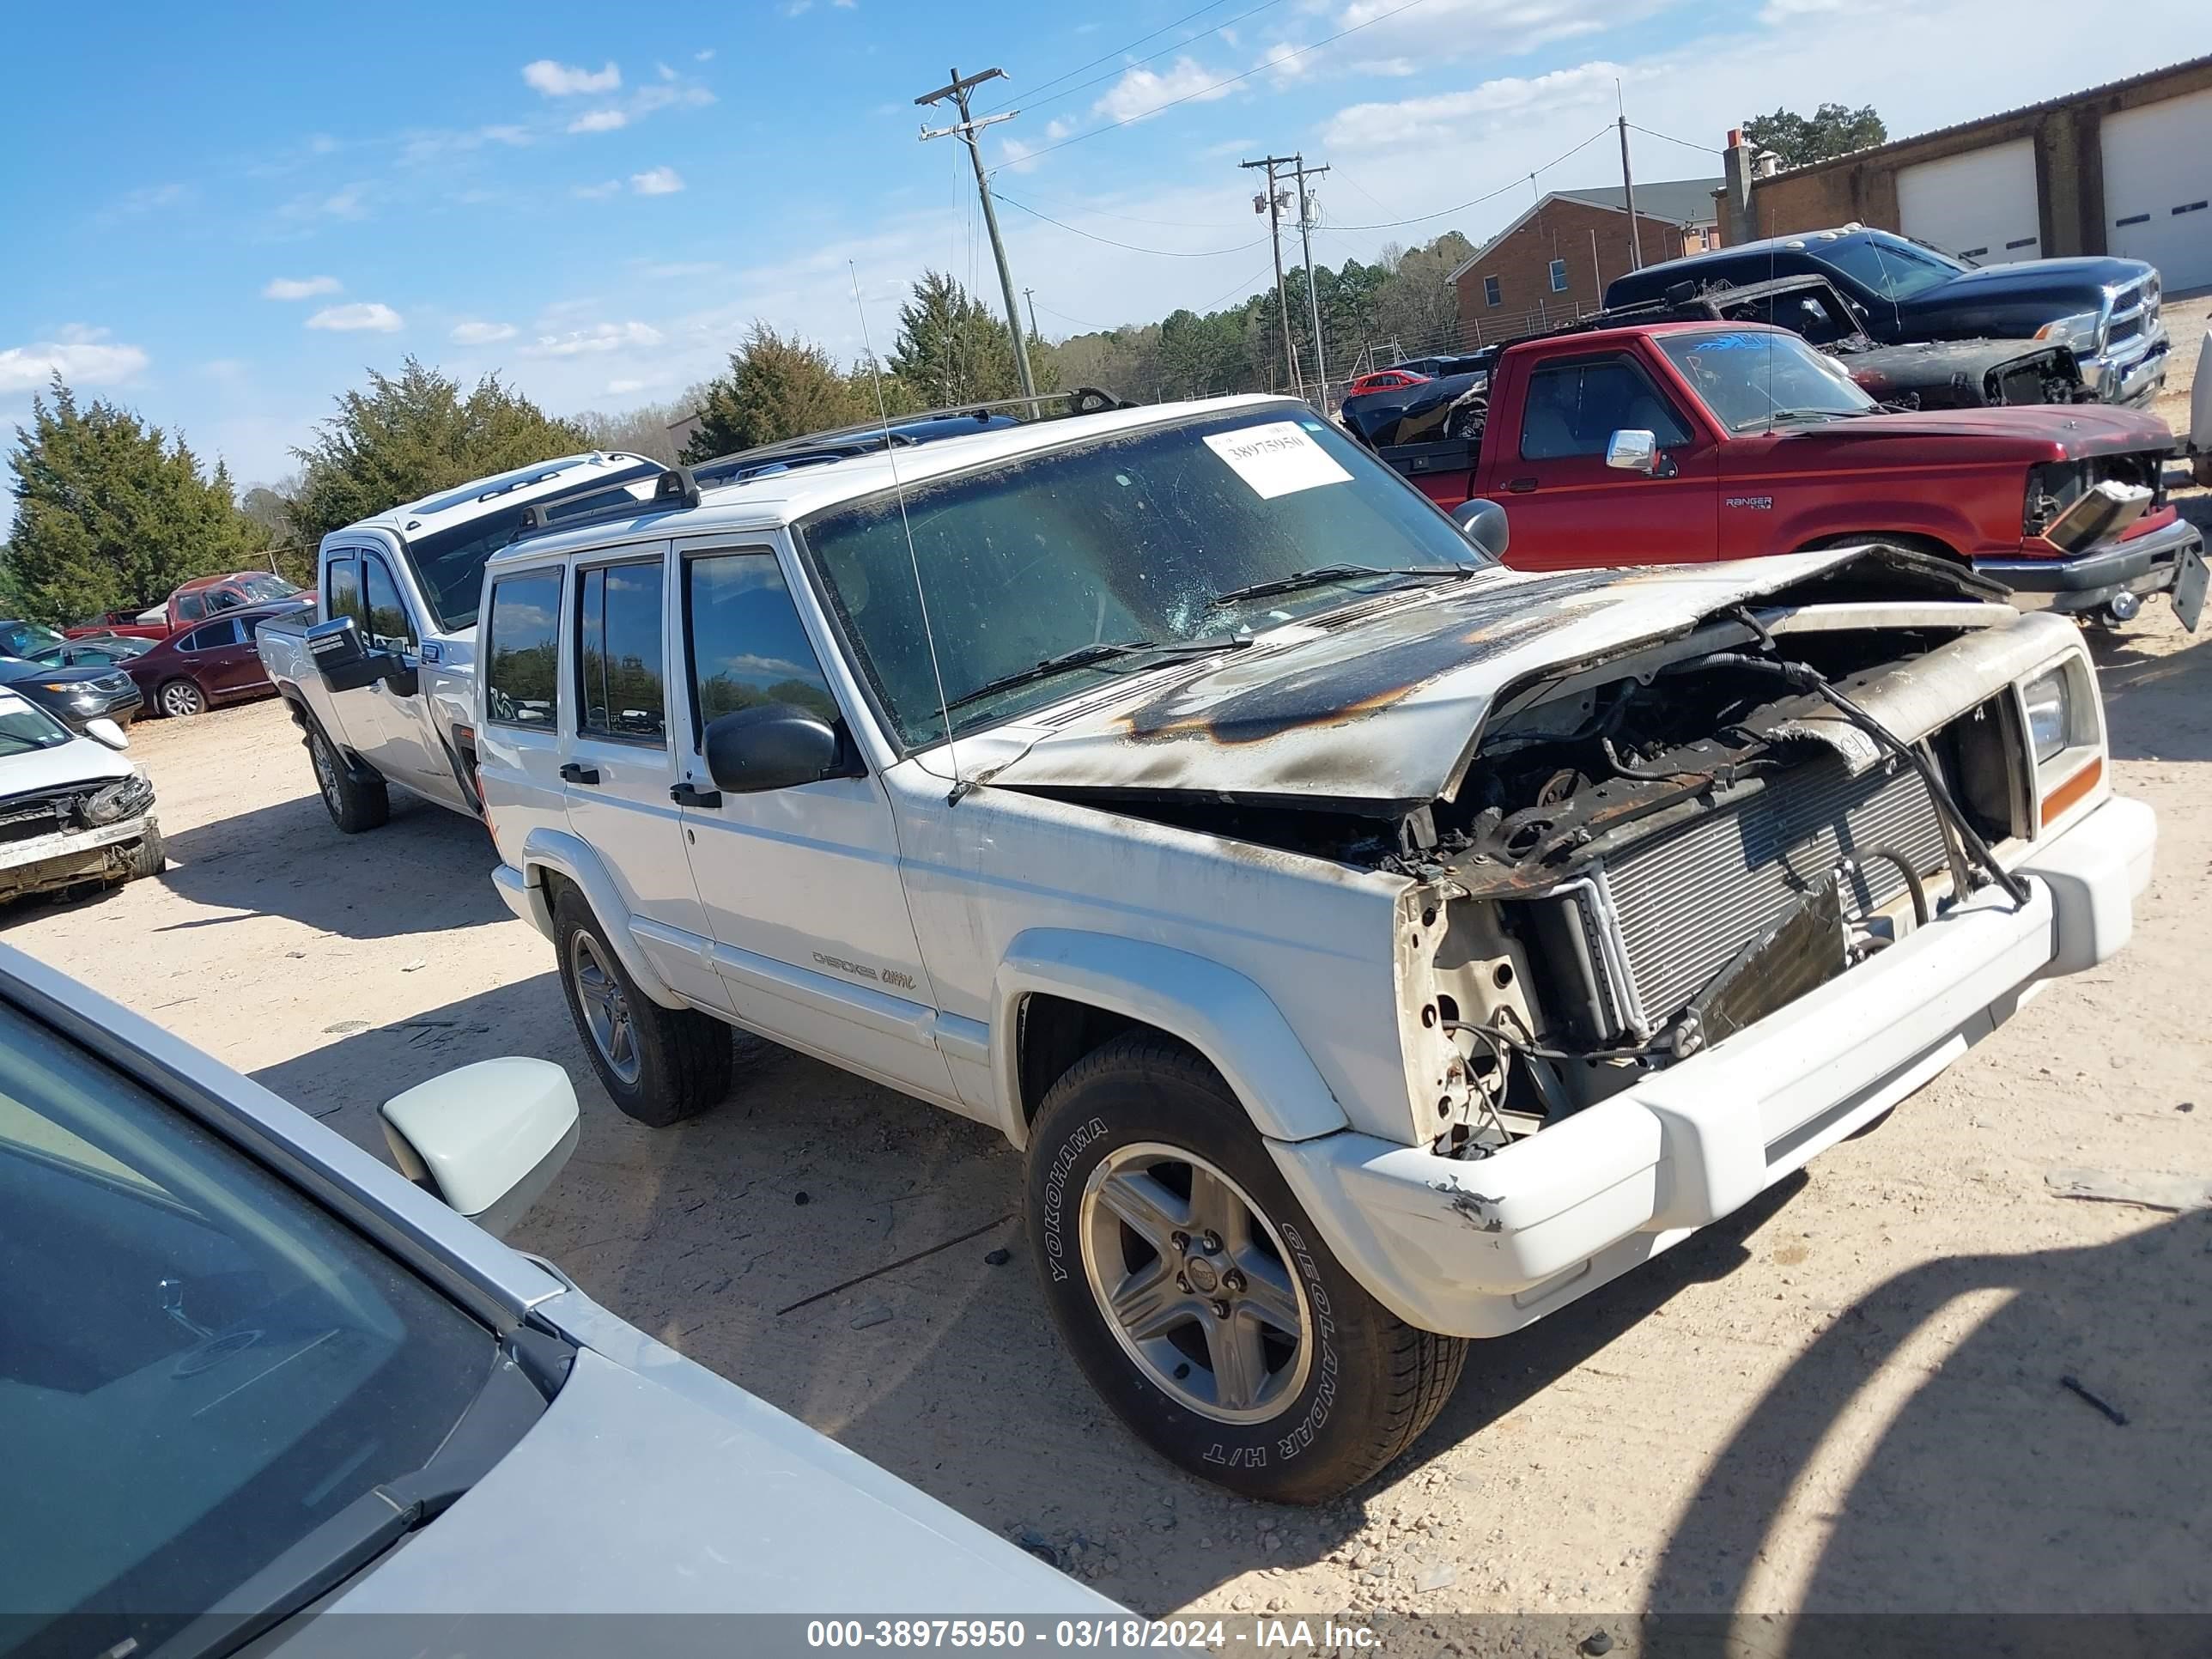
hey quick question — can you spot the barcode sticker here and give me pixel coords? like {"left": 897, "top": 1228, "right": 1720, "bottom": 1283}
{"left": 1202, "top": 422, "right": 1352, "bottom": 500}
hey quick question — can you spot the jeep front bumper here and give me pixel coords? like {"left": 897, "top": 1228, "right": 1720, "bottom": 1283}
{"left": 1267, "top": 793, "right": 2155, "bottom": 1340}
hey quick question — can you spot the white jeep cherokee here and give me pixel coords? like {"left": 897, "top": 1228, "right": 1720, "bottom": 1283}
{"left": 475, "top": 395, "right": 2154, "bottom": 1504}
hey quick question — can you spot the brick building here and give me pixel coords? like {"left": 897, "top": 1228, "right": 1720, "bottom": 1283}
{"left": 1448, "top": 179, "right": 1722, "bottom": 343}
{"left": 1717, "top": 55, "right": 2212, "bottom": 291}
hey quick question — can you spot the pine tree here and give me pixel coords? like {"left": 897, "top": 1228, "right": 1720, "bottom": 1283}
{"left": 680, "top": 325, "right": 869, "bottom": 463}
{"left": 889, "top": 272, "right": 1024, "bottom": 406}
{"left": 286, "top": 357, "right": 590, "bottom": 546}
{"left": 3, "top": 379, "right": 264, "bottom": 625}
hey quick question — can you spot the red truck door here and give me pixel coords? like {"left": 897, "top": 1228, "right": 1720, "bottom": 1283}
{"left": 1486, "top": 347, "right": 1720, "bottom": 571}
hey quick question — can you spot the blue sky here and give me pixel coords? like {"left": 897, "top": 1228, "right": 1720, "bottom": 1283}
{"left": 3, "top": 0, "right": 2199, "bottom": 489}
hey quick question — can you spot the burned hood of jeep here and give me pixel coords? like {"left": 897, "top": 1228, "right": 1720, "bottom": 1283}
{"left": 986, "top": 544, "right": 2001, "bottom": 814}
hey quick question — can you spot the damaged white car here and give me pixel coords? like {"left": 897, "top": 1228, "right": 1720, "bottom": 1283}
{"left": 0, "top": 689, "right": 160, "bottom": 903}
{"left": 472, "top": 395, "right": 2154, "bottom": 1504}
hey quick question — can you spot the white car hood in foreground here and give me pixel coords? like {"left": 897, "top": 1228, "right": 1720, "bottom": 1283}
{"left": 0, "top": 737, "right": 135, "bottom": 796}
{"left": 981, "top": 545, "right": 2002, "bottom": 813}
{"left": 329, "top": 1299, "right": 1118, "bottom": 1620}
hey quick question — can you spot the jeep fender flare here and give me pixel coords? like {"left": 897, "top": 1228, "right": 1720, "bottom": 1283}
{"left": 989, "top": 928, "right": 1348, "bottom": 1151}
{"left": 518, "top": 827, "right": 683, "bottom": 1009}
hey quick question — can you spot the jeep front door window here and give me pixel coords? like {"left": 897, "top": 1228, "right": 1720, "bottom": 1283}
{"left": 675, "top": 548, "right": 952, "bottom": 1101}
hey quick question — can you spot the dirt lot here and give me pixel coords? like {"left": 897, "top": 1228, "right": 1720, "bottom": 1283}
{"left": 9, "top": 494, "right": 2210, "bottom": 1632}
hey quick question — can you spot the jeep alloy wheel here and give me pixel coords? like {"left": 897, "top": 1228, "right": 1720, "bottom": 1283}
{"left": 1080, "top": 1142, "right": 1311, "bottom": 1423}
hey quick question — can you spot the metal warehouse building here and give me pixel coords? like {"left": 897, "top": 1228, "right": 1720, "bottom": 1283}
{"left": 1718, "top": 55, "right": 2212, "bottom": 292}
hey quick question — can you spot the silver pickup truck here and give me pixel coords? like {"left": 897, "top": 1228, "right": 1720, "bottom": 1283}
{"left": 256, "top": 453, "right": 665, "bottom": 830}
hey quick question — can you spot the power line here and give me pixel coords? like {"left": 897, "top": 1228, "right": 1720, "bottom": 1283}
{"left": 995, "top": 191, "right": 1267, "bottom": 258}
{"left": 977, "top": 0, "right": 1246, "bottom": 112}
{"left": 1628, "top": 120, "right": 1722, "bottom": 156}
{"left": 985, "top": 0, "right": 1292, "bottom": 121}
{"left": 1000, "top": 0, "right": 1437, "bottom": 171}
{"left": 1320, "top": 126, "right": 1613, "bottom": 230}
{"left": 986, "top": 185, "right": 1247, "bottom": 232}
{"left": 1192, "top": 259, "right": 1278, "bottom": 313}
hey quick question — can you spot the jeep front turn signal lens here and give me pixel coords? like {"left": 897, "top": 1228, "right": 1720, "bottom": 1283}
{"left": 2040, "top": 756, "right": 2103, "bottom": 828}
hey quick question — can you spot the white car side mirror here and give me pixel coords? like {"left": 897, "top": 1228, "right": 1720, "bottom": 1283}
{"left": 380, "top": 1057, "right": 580, "bottom": 1238}
{"left": 85, "top": 717, "right": 130, "bottom": 751}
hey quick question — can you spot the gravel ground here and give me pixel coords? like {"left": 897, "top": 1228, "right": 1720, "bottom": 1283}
{"left": 6, "top": 467, "right": 2208, "bottom": 1635}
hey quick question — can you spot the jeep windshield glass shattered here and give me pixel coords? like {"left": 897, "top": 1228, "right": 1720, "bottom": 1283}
{"left": 798, "top": 409, "right": 1484, "bottom": 745}
{"left": 1658, "top": 329, "right": 1876, "bottom": 432}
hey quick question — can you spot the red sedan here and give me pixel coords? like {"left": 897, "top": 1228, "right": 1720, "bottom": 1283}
{"left": 122, "top": 599, "right": 313, "bottom": 717}
{"left": 1345, "top": 368, "right": 1431, "bottom": 397}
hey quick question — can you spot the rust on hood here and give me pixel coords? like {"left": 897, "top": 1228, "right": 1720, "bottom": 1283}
{"left": 985, "top": 545, "right": 2001, "bottom": 813}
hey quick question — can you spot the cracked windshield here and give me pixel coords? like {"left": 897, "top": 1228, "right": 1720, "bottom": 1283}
{"left": 800, "top": 409, "right": 1485, "bottom": 743}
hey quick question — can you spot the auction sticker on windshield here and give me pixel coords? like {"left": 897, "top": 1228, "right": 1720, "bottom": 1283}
{"left": 1203, "top": 421, "right": 1352, "bottom": 500}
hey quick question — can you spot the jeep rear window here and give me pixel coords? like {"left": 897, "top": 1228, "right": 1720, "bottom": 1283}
{"left": 798, "top": 408, "right": 1482, "bottom": 747}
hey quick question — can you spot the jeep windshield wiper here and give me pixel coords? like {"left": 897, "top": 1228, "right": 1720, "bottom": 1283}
{"left": 1203, "top": 562, "right": 1472, "bottom": 611}
{"left": 942, "top": 635, "right": 1246, "bottom": 716}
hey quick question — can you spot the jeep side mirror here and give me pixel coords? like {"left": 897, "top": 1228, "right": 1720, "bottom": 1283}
{"left": 1453, "top": 497, "right": 1510, "bottom": 560}
{"left": 1606, "top": 429, "right": 1659, "bottom": 474}
{"left": 380, "top": 1057, "right": 580, "bottom": 1238}
{"left": 703, "top": 702, "right": 839, "bottom": 793}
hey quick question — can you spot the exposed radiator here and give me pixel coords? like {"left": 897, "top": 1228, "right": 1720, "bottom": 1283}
{"left": 1528, "top": 757, "right": 1950, "bottom": 1042}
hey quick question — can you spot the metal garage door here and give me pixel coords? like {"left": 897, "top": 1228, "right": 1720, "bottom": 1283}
{"left": 2102, "top": 88, "right": 2212, "bottom": 292}
{"left": 1898, "top": 139, "right": 2041, "bottom": 264}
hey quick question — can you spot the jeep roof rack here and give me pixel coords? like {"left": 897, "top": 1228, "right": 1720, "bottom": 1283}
{"left": 689, "top": 386, "right": 1131, "bottom": 489}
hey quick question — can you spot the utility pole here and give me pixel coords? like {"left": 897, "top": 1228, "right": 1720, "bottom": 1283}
{"left": 1292, "top": 153, "right": 1330, "bottom": 402}
{"left": 1616, "top": 82, "right": 1643, "bottom": 271}
{"left": 917, "top": 67, "right": 1037, "bottom": 403}
{"left": 1242, "top": 154, "right": 1301, "bottom": 396}
{"left": 1023, "top": 286, "right": 1042, "bottom": 343}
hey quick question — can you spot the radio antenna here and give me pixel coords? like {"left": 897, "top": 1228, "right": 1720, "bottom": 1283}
{"left": 848, "top": 261, "right": 961, "bottom": 800}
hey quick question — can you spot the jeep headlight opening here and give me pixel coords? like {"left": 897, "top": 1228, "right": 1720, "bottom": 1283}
{"left": 2022, "top": 668, "right": 2071, "bottom": 764}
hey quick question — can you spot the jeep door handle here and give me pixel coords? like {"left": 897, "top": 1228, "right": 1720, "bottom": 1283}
{"left": 1505, "top": 477, "right": 1539, "bottom": 494}
{"left": 670, "top": 781, "right": 722, "bottom": 808}
{"left": 559, "top": 763, "right": 600, "bottom": 786}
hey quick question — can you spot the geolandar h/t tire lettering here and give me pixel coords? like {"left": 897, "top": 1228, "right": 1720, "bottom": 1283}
{"left": 1025, "top": 1030, "right": 1467, "bottom": 1504}
{"left": 550, "top": 884, "right": 732, "bottom": 1127}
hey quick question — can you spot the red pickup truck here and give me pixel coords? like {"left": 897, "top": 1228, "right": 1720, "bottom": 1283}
{"left": 65, "top": 570, "right": 303, "bottom": 641}
{"left": 1390, "top": 321, "right": 2201, "bottom": 629}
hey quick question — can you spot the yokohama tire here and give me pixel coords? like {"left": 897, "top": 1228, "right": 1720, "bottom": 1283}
{"left": 550, "top": 884, "right": 732, "bottom": 1127}
{"left": 1025, "top": 1030, "right": 1466, "bottom": 1504}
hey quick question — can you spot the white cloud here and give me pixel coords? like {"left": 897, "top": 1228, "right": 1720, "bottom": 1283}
{"left": 639, "top": 261, "right": 721, "bottom": 279}
{"left": 306, "top": 302, "right": 404, "bottom": 333}
{"left": 1044, "top": 118, "right": 1074, "bottom": 142}
{"left": 1093, "top": 58, "right": 1236, "bottom": 125}
{"left": 999, "top": 137, "right": 1040, "bottom": 174}
{"left": 1324, "top": 61, "right": 1632, "bottom": 150}
{"left": 263, "top": 275, "right": 342, "bottom": 301}
{"left": 450, "top": 320, "right": 519, "bottom": 344}
{"left": 634, "top": 82, "right": 715, "bottom": 114}
{"left": 569, "top": 108, "right": 629, "bottom": 133}
{"left": 694, "top": 47, "right": 715, "bottom": 61}
{"left": 606, "top": 378, "right": 647, "bottom": 394}
{"left": 1758, "top": 0, "right": 1842, "bottom": 18}
{"left": 573, "top": 179, "right": 623, "bottom": 199}
{"left": 1333, "top": 0, "right": 1643, "bottom": 64}
{"left": 1259, "top": 40, "right": 1310, "bottom": 85}
{"left": 525, "top": 321, "right": 665, "bottom": 357}
{"left": 523, "top": 59, "right": 621, "bottom": 95}
{"left": 400, "top": 125, "right": 533, "bottom": 164}
{"left": 629, "top": 167, "right": 684, "bottom": 196}
{"left": 0, "top": 325, "right": 149, "bottom": 394}
{"left": 656, "top": 61, "right": 677, "bottom": 80}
